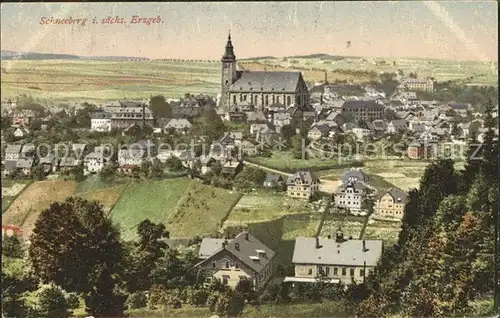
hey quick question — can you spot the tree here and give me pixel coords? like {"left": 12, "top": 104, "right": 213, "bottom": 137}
{"left": 408, "top": 72, "right": 417, "bottom": 78}
{"left": 291, "top": 135, "right": 305, "bottom": 159}
{"left": 2, "top": 235, "right": 23, "bottom": 258}
{"left": 31, "top": 284, "right": 72, "bottom": 318}
{"left": 28, "top": 197, "right": 125, "bottom": 305}
{"left": 84, "top": 265, "right": 127, "bottom": 317}
{"left": 235, "top": 279, "right": 256, "bottom": 303}
{"left": 2, "top": 273, "right": 29, "bottom": 318}
{"left": 165, "top": 156, "right": 184, "bottom": 172}
{"left": 150, "top": 159, "right": 164, "bottom": 179}
{"left": 31, "top": 164, "right": 46, "bottom": 181}
{"left": 99, "top": 162, "right": 118, "bottom": 181}
{"left": 149, "top": 95, "right": 172, "bottom": 118}
{"left": 280, "top": 124, "right": 295, "bottom": 143}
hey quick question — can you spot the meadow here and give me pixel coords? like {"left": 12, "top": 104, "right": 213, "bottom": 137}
{"left": 109, "top": 178, "right": 242, "bottom": 240}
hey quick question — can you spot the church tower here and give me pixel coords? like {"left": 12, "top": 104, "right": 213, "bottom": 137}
{"left": 220, "top": 32, "right": 237, "bottom": 109}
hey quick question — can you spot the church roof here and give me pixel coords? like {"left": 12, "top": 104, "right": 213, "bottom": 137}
{"left": 229, "top": 71, "right": 302, "bottom": 93}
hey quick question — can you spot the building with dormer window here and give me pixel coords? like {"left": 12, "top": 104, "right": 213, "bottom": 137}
{"left": 286, "top": 170, "right": 320, "bottom": 199}
{"left": 194, "top": 231, "right": 275, "bottom": 289}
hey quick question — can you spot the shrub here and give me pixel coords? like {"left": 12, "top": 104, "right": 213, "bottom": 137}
{"left": 126, "top": 291, "right": 147, "bottom": 309}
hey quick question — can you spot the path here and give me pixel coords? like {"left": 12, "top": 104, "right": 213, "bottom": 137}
{"left": 243, "top": 160, "right": 340, "bottom": 194}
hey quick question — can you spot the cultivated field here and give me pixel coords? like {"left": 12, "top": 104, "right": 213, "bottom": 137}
{"left": 109, "top": 178, "right": 242, "bottom": 240}
{"left": 2, "top": 56, "right": 495, "bottom": 105}
{"left": 245, "top": 56, "right": 498, "bottom": 86}
{"left": 1, "top": 60, "right": 220, "bottom": 103}
{"left": 2, "top": 180, "right": 78, "bottom": 239}
{"left": 1, "top": 180, "right": 31, "bottom": 213}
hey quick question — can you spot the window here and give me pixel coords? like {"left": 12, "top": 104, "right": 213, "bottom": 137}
{"left": 287, "top": 96, "right": 291, "bottom": 106}
{"left": 308, "top": 268, "right": 313, "bottom": 275}
{"left": 235, "top": 262, "right": 240, "bottom": 269}
{"left": 265, "top": 95, "right": 269, "bottom": 106}
{"left": 233, "top": 95, "right": 236, "bottom": 104}
{"left": 222, "top": 275, "right": 229, "bottom": 285}
{"left": 341, "top": 268, "right": 346, "bottom": 276}
{"left": 350, "top": 268, "right": 355, "bottom": 276}
{"left": 243, "top": 95, "right": 247, "bottom": 101}
{"left": 225, "top": 80, "right": 229, "bottom": 85}
{"left": 277, "top": 96, "right": 280, "bottom": 104}
{"left": 333, "top": 267, "right": 338, "bottom": 276}
{"left": 212, "top": 261, "right": 216, "bottom": 268}
{"left": 318, "top": 266, "right": 324, "bottom": 275}
{"left": 326, "top": 267, "right": 330, "bottom": 276}
{"left": 225, "top": 261, "right": 229, "bottom": 269}
{"left": 360, "top": 269, "right": 365, "bottom": 277}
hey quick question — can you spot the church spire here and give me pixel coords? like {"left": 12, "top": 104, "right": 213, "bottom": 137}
{"left": 222, "top": 31, "right": 236, "bottom": 61}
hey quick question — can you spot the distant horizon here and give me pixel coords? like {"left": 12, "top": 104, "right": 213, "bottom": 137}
{"left": 1, "top": 49, "right": 497, "bottom": 64}
{"left": 1, "top": 2, "right": 498, "bottom": 62}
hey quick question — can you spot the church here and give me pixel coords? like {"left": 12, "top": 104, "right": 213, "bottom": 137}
{"left": 219, "top": 33, "right": 310, "bottom": 111}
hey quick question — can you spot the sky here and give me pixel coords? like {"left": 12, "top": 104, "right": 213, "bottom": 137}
{"left": 0, "top": 1, "right": 498, "bottom": 61}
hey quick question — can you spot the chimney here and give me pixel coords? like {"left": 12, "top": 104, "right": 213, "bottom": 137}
{"left": 245, "top": 232, "right": 249, "bottom": 240}
{"left": 335, "top": 228, "right": 344, "bottom": 243}
{"left": 315, "top": 237, "right": 322, "bottom": 249}
{"left": 222, "top": 237, "right": 228, "bottom": 249}
{"left": 362, "top": 240, "right": 366, "bottom": 252}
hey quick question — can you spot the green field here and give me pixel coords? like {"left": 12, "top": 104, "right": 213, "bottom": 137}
{"left": 109, "top": 178, "right": 242, "bottom": 240}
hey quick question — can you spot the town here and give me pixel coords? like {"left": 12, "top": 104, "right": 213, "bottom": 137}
{"left": 1, "top": 3, "right": 499, "bottom": 318}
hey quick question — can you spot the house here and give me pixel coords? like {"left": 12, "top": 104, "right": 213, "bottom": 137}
{"left": 263, "top": 174, "right": 284, "bottom": 188}
{"left": 1, "top": 225, "right": 24, "bottom": 240}
{"left": 286, "top": 170, "right": 319, "bottom": 200}
{"left": 21, "top": 143, "right": 36, "bottom": 158}
{"left": 194, "top": 231, "right": 276, "bottom": 289}
{"left": 399, "top": 77, "right": 434, "bottom": 92}
{"left": 4, "top": 144, "right": 22, "bottom": 160}
{"left": 12, "top": 110, "right": 35, "bottom": 126}
{"left": 351, "top": 127, "right": 373, "bottom": 140}
{"left": 58, "top": 157, "right": 81, "bottom": 172}
{"left": 239, "top": 140, "right": 259, "bottom": 156}
{"left": 285, "top": 229, "right": 383, "bottom": 285}
{"left": 448, "top": 102, "right": 470, "bottom": 117}
{"left": 250, "top": 123, "right": 272, "bottom": 136}
{"left": 375, "top": 188, "right": 407, "bottom": 220}
{"left": 16, "top": 158, "right": 34, "bottom": 175}
{"left": 334, "top": 181, "right": 366, "bottom": 214}
{"left": 407, "top": 141, "right": 437, "bottom": 160}
{"left": 172, "top": 106, "right": 200, "bottom": 119}
{"left": 342, "top": 169, "right": 369, "bottom": 184}
{"left": 307, "top": 124, "right": 330, "bottom": 141}
{"left": 387, "top": 120, "right": 407, "bottom": 134}
{"left": 246, "top": 111, "right": 267, "bottom": 124}
{"left": 84, "top": 151, "right": 107, "bottom": 174}
{"left": 221, "top": 160, "right": 243, "bottom": 178}
{"left": 90, "top": 112, "right": 112, "bottom": 132}
{"left": 39, "top": 154, "right": 56, "bottom": 173}
{"left": 271, "top": 112, "right": 292, "bottom": 131}
{"left": 371, "top": 120, "right": 388, "bottom": 135}
{"left": 408, "top": 121, "right": 426, "bottom": 133}
{"left": 219, "top": 134, "right": 237, "bottom": 149}
{"left": 118, "top": 147, "right": 145, "bottom": 173}
{"left": 3, "top": 160, "right": 17, "bottom": 176}
{"left": 13, "top": 127, "right": 29, "bottom": 139}
{"left": 227, "top": 105, "right": 247, "bottom": 123}
{"left": 163, "top": 118, "right": 192, "bottom": 133}
{"left": 227, "top": 131, "right": 244, "bottom": 145}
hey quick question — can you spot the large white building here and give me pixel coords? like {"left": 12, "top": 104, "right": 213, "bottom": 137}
{"left": 91, "top": 112, "right": 112, "bottom": 132}
{"left": 334, "top": 181, "right": 367, "bottom": 215}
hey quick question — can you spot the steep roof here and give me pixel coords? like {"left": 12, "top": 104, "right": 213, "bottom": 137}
{"left": 342, "top": 169, "right": 369, "bottom": 184}
{"left": 384, "top": 188, "right": 407, "bottom": 203}
{"left": 286, "top": 170, "right": 319, "bottom": 185}
{"left": 197, "top": 231, "right": 276, "bottom": 273}
{"left": 229, "top": 71, "right": 303, "bottom": 93}
{"left": 292, "top": 237, "right": 383, "bottom": 266}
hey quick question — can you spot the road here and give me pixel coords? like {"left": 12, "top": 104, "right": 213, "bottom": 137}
{"left": 243, "top": 160, "right": 340, "bottom": 194}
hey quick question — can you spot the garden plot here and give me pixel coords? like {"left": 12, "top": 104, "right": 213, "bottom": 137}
{"left": 320, "top": 214, "right": 365, "bottom": 239}
{"left": 2, "top": 183, "right": 26, "bottom": 197}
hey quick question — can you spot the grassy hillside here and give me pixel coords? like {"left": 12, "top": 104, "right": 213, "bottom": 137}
{"left": 109, "top": 178, "right": 242, "bottom": 240}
